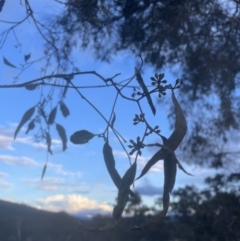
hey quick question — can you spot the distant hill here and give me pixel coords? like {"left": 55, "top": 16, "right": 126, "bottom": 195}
{"left": 0, "top": 199, "right": 87, "bottom": 241}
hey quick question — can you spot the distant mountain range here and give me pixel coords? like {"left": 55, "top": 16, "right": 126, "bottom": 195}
{"left": 0, "top": 199, "right": 88, "bottom": 241}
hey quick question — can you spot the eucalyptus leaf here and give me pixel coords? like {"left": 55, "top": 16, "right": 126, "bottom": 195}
{"left": 3, "top": 56, "right": 17, "bottom": 68}
{"left": 103, "top": 140, "right": 134, "bottom": 197}
{"left": 25, "top": 83, "right": 38, "bottom": 90}
{"left": 136, "top": 90, "right": 187, "bottom": 180}
{"left": 113, "top": 161, "right": 136, "bottom": 220}
{"left": 70, "top": 130, "right": 95, "bottom": 145}
{"left": 24, "top": 53, "right": 31, "bottom": 62}
{"left": 25, "top": 120, "right": 35, "bottom": 134}
{"left": 56, "top": 123, "right": 67, "bottom": 151}
{"left": 46, "top": 132, "right": 52, "bottom": 155}
{"left": 14, "top": 105, "right": 35, "bottom": 140}
{"left": 60, "top": 101, "right": 70, "bottom": 117}
{"left": 41, "top": 163, "right": 47, "bottom": 180}
{"left": 135, "top": 67, "right": 156, "bottom": 115}
{"left": 48, "top": 106, "right": 57, "bottom": 125}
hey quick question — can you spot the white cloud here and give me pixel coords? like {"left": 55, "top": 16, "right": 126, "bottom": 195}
{"left": 0, "top": 125, "right": 62, "bottom": 152}
{"left": 0, "top": 171, "right": 12, "bottom": 189}
{"left": 0, "top": 171, "right": 9, "bottom": 178}
{"left": 47, "top": 162, "right": 82, "bottom": 177}
{"left": 35, "top": 194, "right": 112, "bottom": 214}
{"left": 22, "top": 177, "right": 65, "bottom": 191}
{"left": 22, "top": 177, "right": 90, "bottom": 193}
{"left": 0, "top": 155, "right": 38, "bottom": 166}
{"left": 0, "top": 180, "right": 13, "bottom": 189}
{"left": 0, "top": 134, "right": 14, "bottom": 150}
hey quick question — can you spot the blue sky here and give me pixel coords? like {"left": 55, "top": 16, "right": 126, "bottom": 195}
{"left": 0, "top": 0, "right": 219, "bottom": 218}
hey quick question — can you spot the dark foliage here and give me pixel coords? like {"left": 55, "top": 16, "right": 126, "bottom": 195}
{"left": 50, "top": 0, "right": 240, "bottom": 166}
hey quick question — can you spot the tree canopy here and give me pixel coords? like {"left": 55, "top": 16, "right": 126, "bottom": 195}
{"left": 0, "top": 0, "right": 240, "bottom": 231}
{"left": 50, "top": 0, "right": 240, "bottom": 166}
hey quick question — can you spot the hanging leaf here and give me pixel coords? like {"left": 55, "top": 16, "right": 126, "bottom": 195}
{"left": 41, "top": 163, "right": 47, "bottom": 180}
{"left": 131, "top": 155, "right": 173, "bottom": 230}
{"left": 48, "top": 106, "right": 57, "bottom": 125}
{"left": 135, "top": 67, "right": 156, "bottom": 115}
{"left": 62, "top": 82, "right": 69, "bottom": 98}
{"left": 136, "top": 90, "right": 187, "bottom": 180}
{"left": 166, "top": 89, "right": 187, "bottom": 151}
{"left": 24, "top": 53, "right": 31, "bottom": 62}
{"left": 111, "top": 113, "right": 116, "bottom": 128}
{"left": 56, "top": 123, "right": 67, "bottom": 151}
{"left": 3, "top": 56, "right": 17, "bottom": 68}
{"left": 25, "top": 120, "right": 35, "bottom": 134}
{"left": 113, "top": 161, "right": 136, "bottom": 220}
{"left": 135, "top": 148, "right": 166, "bottom": 180}
{"left": 163, "top": 154, "right": 177, "bottom": 201}
{"left": 70, "top": 130, "right": 95, "bottom": 144}
{"left": 176, "top": 158, "right": 193, "bottom": 176}
{"left": 14, "top": 105, "right": 35, "bottom": 140}
{"left": 25, "top": 83, "right": 38, "bottom": 90}
{"left": 103, "top": 141, "right": 134, "bottom": 197}
{"left": 131, "top": 138, "right": 175, "bottom": 231}
{"left": 0, "top": 0, "right": 5, "bottom": 12}
{"left": 46, "top": 132, "right": 52, "bottom": 155}
{"left": 60, "top": 101, "right": 70, "bottom": 118}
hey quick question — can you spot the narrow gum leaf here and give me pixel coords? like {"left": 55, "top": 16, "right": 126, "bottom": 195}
{"left": 113, "top": 161, "right": 137, "bottom": 220}
{"left": 48, "top": 106, "right": 57, "bottom": 125}
{"left": 166, "top": 90, "right": 187, "bottom": 151}
{"left": 135, "top": 149, "right": 166, "bottom": 180}
{"left": 3, "top": 56, "right": 17, "bottom": 68}
{"left": 162, "top": 134, "right": 177, "bottom": 194}
{"left": 14, "top": 106, "right": 35, "bottom": 140}
{"left": 56, "top": 123, "right": 67, "bottom": 151}
{"left": 46, "top": 132, "right": 52, "bottom": 155}
{"left": 41, "top": 163, "right": 47, "bottom": 180}
{"left": 164, "top": 152, "right": 177, "bottom": 195}
{"left": 103, "top": 141, "right": 121, "bottom": 187}
{"left": 70, "top": 130, "right": 95, "bottom": 145}
{"left": 60, "top": 101, "right": 70, "bottom": 118}
{"left": 121, "top": 161, "right": 137, "bottom": 188}
{"left": 135, "top": 67, "right": 156, "bottom": 115}
{"left": 25, "top": 120, "right": 35, "bottom": 134}
{"left": 176, "top": 158, "right": 193, "bottom": 176}
{"left": 103, "top": 141, "right": 134, "bottom": 197}
{"left": 135, "top": 91, "right": 187, "bottom": 181}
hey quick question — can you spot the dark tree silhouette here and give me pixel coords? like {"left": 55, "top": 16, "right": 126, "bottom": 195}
{"left": 1, "top": 0, "right": 240, "bottom": 231}
{"left": 49, "top": 0, "right": 240, "bottom": 166}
